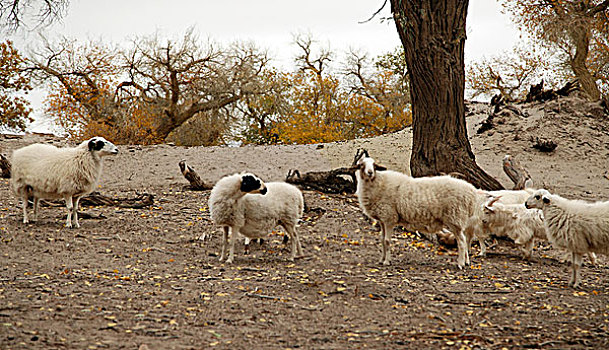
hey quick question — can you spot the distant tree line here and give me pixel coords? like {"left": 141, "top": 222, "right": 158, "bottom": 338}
{"left": 0, "top": 32, "right": 411, "bottom": 145}
{"left": 467, "top": 0, "right": 609, "bottom": 102}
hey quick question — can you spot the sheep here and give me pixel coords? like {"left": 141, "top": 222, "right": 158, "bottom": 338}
{"left": 10, "top": 137, "right": 118, "bottom": 228}
{"left": 525, "top": 189, "right": 609, "bottom": 287}
{"left": 481, "top": 196, "right": 547, "bottom": 259}
{"left": 354, "top": 156, "right": 479, "bottom": 269}
{"left": 482, "top": 197, "right": 598, "bottom": 264}
{"left": 473, "top": 188, "right": 536, "bottom": 256}
{"left": 208, "top": 173, "right": 304, "bottom": 264}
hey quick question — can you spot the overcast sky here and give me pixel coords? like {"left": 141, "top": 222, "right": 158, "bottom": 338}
{"left": 9, "top": 0, "right": 520, "bottom": 132}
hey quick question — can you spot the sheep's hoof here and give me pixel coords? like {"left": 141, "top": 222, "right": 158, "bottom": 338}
{"left": 225, "top": 258, "right": 234, "bottom": 264}
{"left": 568, "top": 279, "right": 580, "bottom": 288}
{"left": 382, "top": 260, "right": 390, "bottom": 266}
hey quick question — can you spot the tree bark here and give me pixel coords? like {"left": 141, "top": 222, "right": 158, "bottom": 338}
{"left": 390, "top": 0, "right": 503, "bottom": 190}
{"left": 569, "top": 25, "right": 601, "bottom": 101}
{"left": 0, "top": 153, "right": 11, "bottom": 178}
{"left": 156, "top": 94, "right": 243, "bottom": 141}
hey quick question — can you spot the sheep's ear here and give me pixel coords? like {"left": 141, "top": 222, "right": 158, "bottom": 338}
{"left": 352, "top": 162, "right": 364, "bottom": 171}
{"left": 542, "top": 196, "right": 550, "bottom": 204}
{"left": 374, "top": 163, "right": 387, "bottom": 171}
{"left": 88, "top": 139, "right": 104, "bottom": 151}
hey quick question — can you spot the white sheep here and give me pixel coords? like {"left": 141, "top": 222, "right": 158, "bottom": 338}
{"left": 525, "top": 189, "right": 609, "bottom": 287}
{"left": 10, "top": 137, "right": 118, "bottom": 228}
{"left": 354, "top": 156, "right": 479, "bottom": 268}
{"left": 481, "top": 197, "right": 547, "bottom": 259}
{"left": 208, "top": 173, "right": 304, "bottom": 264}
{"left": 473, "top": 189, "right": 536, "bottom": 256}
{"left": 482, "top": 197, "right": 598, "bottom": 263}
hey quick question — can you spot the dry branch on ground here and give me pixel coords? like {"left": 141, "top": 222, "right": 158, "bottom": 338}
{"left": 502, "top": 155, "right": 532, "bottom": 190}
{"left": 178, "top": 160, "right": 213, "bottom": 191}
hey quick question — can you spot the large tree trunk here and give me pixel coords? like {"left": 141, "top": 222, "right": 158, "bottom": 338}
{"left": 390, "top": 0, "right": 502, "bottom": 190}
{"left": 570, "top": 25, "right": 601, "bottom": 101}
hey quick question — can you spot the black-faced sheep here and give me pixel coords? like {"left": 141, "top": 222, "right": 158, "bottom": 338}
{"left": 354, "top": 156, "right": 479, "bottom": 269}
{"left": 525, "top": 189, "right": 609, "bottom": 287}
{"left": 10, "top": 137, "right": 118, "bottom": 228}
{"left": 208, "top": 173, "right": 304, "bottom": 264}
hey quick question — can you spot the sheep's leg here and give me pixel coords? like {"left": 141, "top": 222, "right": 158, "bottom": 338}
{"left": 244, "top": 237, "right": 251, "bottom": 255}
{"left": 295, "top": 230, "right": 304, "bottom": 258}
{"left": 464, "top": 219, "right": 483, "bottom": 257}
{"left": 521, "top": 239, "right": 534, "bottom": 260}
{"left": 64, "top": 196, "right": 74, "bottom": 228}
{"left": 588, "top": 252, "right": 598, "bottom": 266}
{"left": 21, "top": 194, "right": 29, "bottom": 224}
{"left": 478, "top": 238, "right": 487, "bottom": 257}
{"left": 72, "top": 196, "right": 81, "bottom": 228}
{"left": 219, "top": 226, "right": 229, "bottom": 262}
{"left": 33, "top": 197, "right": 39, "bottom": 222}
{"left": 225, "top": 226, "right": 238, "bottom": 264}
{"left": 284, "top": 224, "right": 303, "bottom": 260}
{"left": 379, "top": 222, "right": 391, "bottom": 266}
{"left": 455, "top": 230, "right": 469, "bottom": 269}
{"left": 569, "top": 252, "right": 583, "bottom": 288}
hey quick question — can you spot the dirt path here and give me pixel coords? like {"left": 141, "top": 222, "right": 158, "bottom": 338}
{"left": 1, "top": 96, "right": 609, "bottom": 349}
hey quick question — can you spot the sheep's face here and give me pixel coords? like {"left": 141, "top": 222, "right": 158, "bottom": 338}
{"left": 525, "top": 189, "right": 551, "bottom": 209}
{"left": 481, "top": 195, "right": 501, "bottom": 222}
{"left": 88, "top": 137, "right": 119, "bottom": 156}
{"left": 240, "top": 174, "right": 267, "bottom": 195}
{"left": 482, "top": 204, "right": 518, "bottom": 228}
{"left": 355, "top": 156, "right": 387, "bottom": 182}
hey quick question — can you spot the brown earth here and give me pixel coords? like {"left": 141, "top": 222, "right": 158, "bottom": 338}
{"left": 1, "top": 96, "right": 609, "bottom": 349}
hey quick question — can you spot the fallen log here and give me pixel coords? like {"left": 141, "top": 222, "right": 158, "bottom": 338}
{"left": 0, "top": 153, "right": 10, "bottom": 178}
{"left": 41, "top": 191, "right": 154, "bottom": 209}
{"left": 178, "top": 160, "right": 213, "bottom": 191}
{"left": 502, "top": 155, "right": 533, "bottom": 190}
{"left": 285, "top": 148, "right": 369, "bottom": 194}
{"left": 286, "top": 168, "right": 356, "bottom": 194}
{"left": 532, "top": 137, "right": 558, "bottom": 152}
{"left": 525, "top": 80, "right": 579, "bottom": 102}
{"left": 81, "top": 191, "right": 154, "bottom": 209}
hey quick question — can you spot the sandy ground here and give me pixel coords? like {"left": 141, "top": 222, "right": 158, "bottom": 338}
{"left": 1, "top": 96, "right": 609, "bottom": 349}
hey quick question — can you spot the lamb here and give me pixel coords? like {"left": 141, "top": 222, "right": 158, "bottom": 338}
{"left": 208, "top": 173, "right": 304, "bottom": 264}
{"left": 10, "top": 137, "right": 118, "bottom": 228}
{"left": 473, "top": 188, "right": 536, "bottom": 256}
{"left": 354, "top": 156, "right": 479, "bottom": 269}
{"left": 481, "top": 196, "right": 547, "bottom": 259}
{"left": 525, "top": 189, "right": 609, "bottom": 287}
